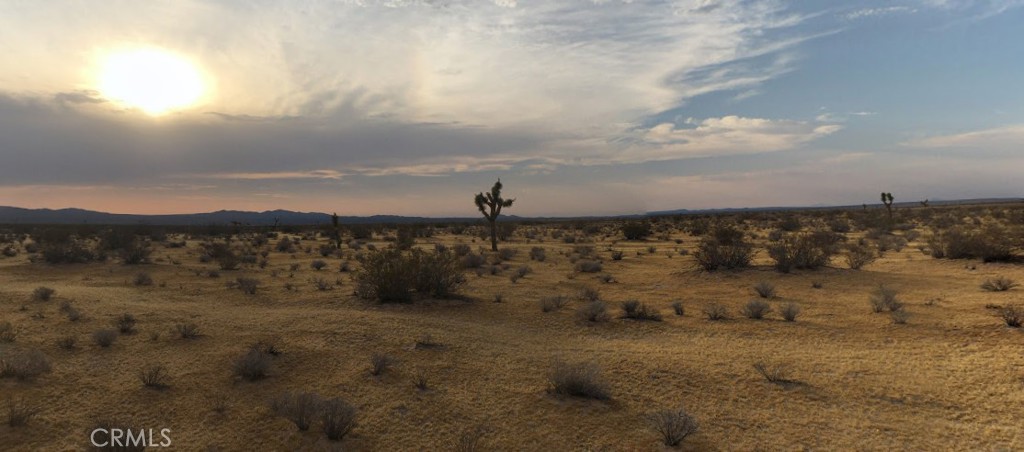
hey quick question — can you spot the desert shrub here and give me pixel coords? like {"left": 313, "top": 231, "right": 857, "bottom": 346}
{"left": 271, "top": 391, "right": 321, "bottom": 431}
{"left": 320, "top": 397, "right": 357, "bottom": 441}
{"left": 57, "top": 335, "right": 77, "bottom": 350}
{"left": 0, "top": 322, "right": 14, "bottom": 343}
{"left": 649, "top": 406, "right": 699, "bottom": 446}
{"left": 753, "top": 361, "right": 790, "bottom": 383}
{"left": 876, "top": 234, "right": 908, "bottom": 253}
{"left": 233, "top": 348, "right": 270, "bottom": 381}
{"left": 529, "top": 246, "right": 546, "bottom": 261}
{"left": 845, "top": 243, "right": 877, "bottom": 270}
{"left": 540, "top": 295, "right": 570, "bottom": 313}
{"left": 890, "top": 309, "right": 909, "bottom": 324}
{"left": 275, "top": 238, "right": 296, "bottom": 253}
{"left": 576, "top": 300, "right": 610, "bottom": 323}
{"left": 497, "top": 248, "right": 517, "bottom": 261}
{"left": 547, "top": 360, "right": 610, "bottom": 400}
{"left": 310, "top": 259, "right": 327, "bottom": 271}
{"left": 132, "top": 272, "right": 153, "bottom": 286}
{"left": 578, "top": 287, "right": 600, "bottom": 302}
{"left": 311, "top": 277, "right": 332, "bottom": 291}
{"left": 40, "top": 240, "right": 96, "bottom": 264}
{"left": 574, "top": 260, "right": 603, "bottom": 273}
{"left": 753, "top": 281, "right": 775, "bottom": 298}
{"left": 453, "top": 243, "right": 472, "bottom": 257}
{"left": 777, "top": 215, "right": 801, "bottom": 232}
{"left": 621, "top": 300, "right": 662, "bottom": 321}
{"left": 236, "top": 277, "right": 260, "bottom": 295}
{"left": 461, "top": 252, "right": 486, "bottom": 269}
{"left": 250, "top": 338, "right": 283, "bottom": 356}
{"left": 610, "top": 250, "right": 624, "bottom": 261}
{"left": 120, "top": 239, "right": 152, "bottom": 265}
{"left": 6, "top": 397, "right": 41, "bottom": 427}
{"left": 741, "top": 299, "right": 772, "bottom": 319}
{"left": 115, "top": 313, "right": 136, "bottom": 334}
{"left": 693, "top": 225, "right": 754, "bottom": 271}
{"left": 828, "top": 218, "right": 851, "bottom": 233}
{"left": 981, "top": 277, "right": 1018, "bottom": 292}
{"left": 768, "top": 231, "right": 842, "bottom": 273}
{"left": 928, "top": 225, "right": 1015, "bottom": 262}
{"left": 702, "top": 302, "right": 728, "bottom": 321}
{"left": 32, "top": 286, "right": 55, "bottom": 301}
{"left": 869, "top": 285, "right": 902, "bottom": 313}
{"left": 671, "top": 301, "right": 684, "bottom": 316}
{"left": 998, "top": 305, "right": 1023, "bottom": 328}
{"left": 206, "top": 243, "right": 241, "bottom": 270}
{"left": 92, "top": 329, "right": 117, "bottom": 347}
{"left": 355, "top": 250, "right": 414, "bottom": 303}
{"left": 0, "top": 348, "right": 52, "bottom": 381}
{"left": 370, "top": 353, "right": 393, "bottom": 376}
{"left": 175, "top": 323, "right": 201, "bottom": 339}
{"left": 780, "top": 302, "right": 801, "bottom": 322}
{"left": 139, "top": 364, "right": 170, "bottom": 389}
{"left": 409, "top": 249, "right": 466, "bottom": 299}
{"left": 456, "top": 425, "right": 490, "bottom": 452}
{"left": 622, "top": 221, "right": 652, "bottom": 240}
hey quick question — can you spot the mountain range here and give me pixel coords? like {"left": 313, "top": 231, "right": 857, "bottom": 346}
{"left": 0, "top": 198, "right": 1019, "bottom": 225}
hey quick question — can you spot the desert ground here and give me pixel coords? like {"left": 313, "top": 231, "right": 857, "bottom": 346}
{"left": 1, "top": 205, "right": 1023, "bottom": 451}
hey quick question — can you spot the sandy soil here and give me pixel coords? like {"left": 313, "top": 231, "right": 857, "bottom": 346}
{"left": 1, "top": 225, "right": 1022, "bottom": 451}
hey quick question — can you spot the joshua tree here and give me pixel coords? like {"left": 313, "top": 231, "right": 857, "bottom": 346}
{"left": 881, "top": 192, "right": 895, "bottom": 225}
{"left": 474, "top": 179, "right": 515, "bottom": 251}
{"left": 330, "top": 213, "right": 342, "bottom": 249}
{"left": 919, "top": 199, "right": 929, "bottom": 207}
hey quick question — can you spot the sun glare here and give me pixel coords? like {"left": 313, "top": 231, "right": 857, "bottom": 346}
{"left": 97, "top": 48, "right": 205, "bottom": 116}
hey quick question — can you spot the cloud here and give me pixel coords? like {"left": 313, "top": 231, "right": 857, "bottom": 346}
{"left": 194, "top": 170, "right": 346, "bottom": 180}
{"left": 844, "top": 6, "right": 917, "bottom": 20}
{"left": 904, "top": 124, "right": 1024, "bottom": 149}
{"left": 623, "top": 115, "right": 842, "bottom": 161}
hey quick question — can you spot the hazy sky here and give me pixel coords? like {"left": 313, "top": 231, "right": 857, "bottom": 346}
{"left": 1, "top": 0, "right": 1022, "bottom": 216}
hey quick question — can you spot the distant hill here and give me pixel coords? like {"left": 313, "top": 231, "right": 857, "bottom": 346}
{"left": 0, "top": 206, "right": 487, "bottom": 226}
{"left": 1, "top": 197, "right": 1019, "bottom": 226}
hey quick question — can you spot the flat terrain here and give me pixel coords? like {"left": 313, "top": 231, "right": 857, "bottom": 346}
{"left": 2, "top": 222, "right": 1023, "bottom": 450}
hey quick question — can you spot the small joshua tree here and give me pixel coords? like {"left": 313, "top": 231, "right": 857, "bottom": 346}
{"left": 330, "top": 213, "right": 342, "bottom": 250}
{"left": 474, "top": 179, "right": 515, "bottom": 252}
{"left": 881, "top": 192, "right": 894, "bottom": 226}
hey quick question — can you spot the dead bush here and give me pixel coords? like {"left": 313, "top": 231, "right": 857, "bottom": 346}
{"left": 741, "top": 299, "right": 772, "bottom": 319}
{"left": 7, "top": 397, "right": 42, "bottom": 427}
{"left": 780, "top": 302, "right": 801, "bottom": 322}
{"left": 547, "top": 360, "right": 610, "bottom": 400}
{"left": 576, "top": 300, "right": 610, "bottom": 323}
{"left": 139, "top": 364, "right": 171, "bottom": 389}
{"left": 0, "top": 348, "right": 52, "bottom": 381}
{"left": 32, "top": 286, "right": 55, "bottom": 301}
{"left": 270, "top": 391, "right": 321, "bottom": 431}
{"left": 753, "top": 281, "right": 776, "bottom": 298}
{"left": 981, "top": 276, "right": 1018, "bottom": 292}
{"left": 649, "top": 406, "right": 699, "bottom": 446}
{"left": 321, "top": 397, "right": 357, "bottom": 440}
{"left": 92, "top": 329, "right": 117, "bottom": 348}
{"left": 621, "top": 300, "right": 662, "bottom": 321}
{"left": 869, "top": 285, "right": 902, "bottom": 313}
{"left": 702, "top": 302, "right": 728, "bottom": 321}
{"left": 540, "top": 295, "right": 570, "bottom": 313}
{"left": 233, "top": 348, "right": 271, "bottom": 381}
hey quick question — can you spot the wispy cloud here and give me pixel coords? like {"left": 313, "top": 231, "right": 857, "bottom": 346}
{"left": 844, "top": 6, "right": 917, "bottom": 20}
{"left": 195, "top": 170, "right": 345, "bottom": 180}
{"left": 904, "top": 124, "right": 1024, "bottom": 148}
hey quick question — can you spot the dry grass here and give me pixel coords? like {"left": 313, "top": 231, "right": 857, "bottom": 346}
{"left": 0, "top": 215, "right": 1023, "bottom": 450}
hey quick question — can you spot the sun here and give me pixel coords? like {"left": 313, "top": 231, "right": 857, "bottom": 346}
{"left": 97, "top": 48, "right": 205, "bottom": 116}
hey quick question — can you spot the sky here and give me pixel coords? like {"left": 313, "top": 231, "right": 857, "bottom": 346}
{"left": 0, "top": 0, "right": 1022, "bottom": 217}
